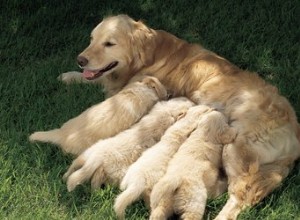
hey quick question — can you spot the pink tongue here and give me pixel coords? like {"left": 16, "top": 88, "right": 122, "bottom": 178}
{"left": 82, "top": 70, "right": 96, "bottom": 79}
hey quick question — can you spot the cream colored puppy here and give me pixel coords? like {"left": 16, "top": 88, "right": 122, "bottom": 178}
{"left": 150, "top": 110, "right": 237, "bottom": 220}
{"left": 63, "top": 97, "right": 195, "bottom": 191}
{"left": 29, "top": 76, "right": 167, "bottom": 155}
{"left": 114, "top": 105, "right": 212, "bottom": 219}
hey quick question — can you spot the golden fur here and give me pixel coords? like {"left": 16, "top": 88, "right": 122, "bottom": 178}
{"left": 150, "top": 109, "right": 236, "bottom": 220}
{"left": 60, "top": 15, "right": 300, "bottom": 219}
{"left": 29, "top": 76, "right": 167, "bottom": 155}
{"left": 114, "top": 105, "right": 212, "bottom": 219}
{"left": 62, "top": 97, "right": 194, "bottom": 191}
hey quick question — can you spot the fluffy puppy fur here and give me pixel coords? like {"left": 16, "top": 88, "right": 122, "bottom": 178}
{"left": 114, "top": 105, "right": 212, "bottom": 219}
{"left": 59, "top": 15, "right": 300, "bottom": 219}
{"left": 150, "top": 110, "right": 237, "bottom": 220}
{"left": 63, "top": 97, "right": 194, "bottom": 191}
{"left": 29, "top": 76, "right": 167, "bottom": 155}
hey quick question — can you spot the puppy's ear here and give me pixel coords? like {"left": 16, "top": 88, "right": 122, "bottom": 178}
{"left": 131, "top": 21, "right": 155, "bottom": 66}
{"left": 220, "top": 127, "right": 237, "bottom": 144}
{"left": 142, "top": 77, "right": 168, "bottom": 100}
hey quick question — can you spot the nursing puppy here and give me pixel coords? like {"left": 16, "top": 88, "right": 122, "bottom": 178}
{"left": 29, "top": 76, "right": 167, "bottom": 155}
{"left": 150, "top": 109, "right": 237, "bottom": 220}
{"left": 63, "top": 97, "right": 194, "bottom": 191}
{"left": 114, "top": 105, "right": 212, "bottom": 219}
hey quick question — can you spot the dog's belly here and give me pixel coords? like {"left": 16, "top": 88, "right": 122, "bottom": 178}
{"left": 245, "top": 123, "right": 300, "bottom": 164}
{"left": 185, "top": 85, "right": 300, "bottom": 165}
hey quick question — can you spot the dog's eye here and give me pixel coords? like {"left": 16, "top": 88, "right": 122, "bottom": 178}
{"left": 104, "top": 42, "right": 116, "bottom": 47}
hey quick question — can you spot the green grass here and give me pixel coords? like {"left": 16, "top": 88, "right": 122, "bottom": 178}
{"left": 1, "top": 0, "right": 299, "bottom": 219}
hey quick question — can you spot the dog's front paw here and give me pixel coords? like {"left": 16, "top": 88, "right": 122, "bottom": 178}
{"left": 57, "top": 71, "right": 83, "bottom": 84}
{"left": 29, "top": 132, "right": 42, "bottom": 142}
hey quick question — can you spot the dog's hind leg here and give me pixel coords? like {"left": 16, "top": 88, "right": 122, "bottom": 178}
{"left": 215, "top": 152, "right": 293, "bottom": 220}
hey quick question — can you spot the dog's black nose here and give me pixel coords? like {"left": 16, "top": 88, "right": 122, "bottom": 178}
{"left": 77, "top": 56, "right": 88, "bottom": 67}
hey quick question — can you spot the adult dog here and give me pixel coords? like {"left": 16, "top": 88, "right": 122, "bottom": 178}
{"left": 60, "top": 15, "right": 300, "bottom": 219}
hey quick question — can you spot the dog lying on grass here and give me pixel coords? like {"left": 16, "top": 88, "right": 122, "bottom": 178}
{"left": 29, "top": 76, "right": 167, "bottom": 155}
{"left": 58, "top": 15, "right": 300, "bottom": 219}
{"left": 62, "top": 97, "right": 194, "bottom": 191}
{"left": 113, "top": 105, "right": 213, "bottom": 219}
{"left": 150, "top": 109, "right": 236, "bottom": 220}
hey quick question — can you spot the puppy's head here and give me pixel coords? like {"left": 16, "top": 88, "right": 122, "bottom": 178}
{"left": 142, "top": 76, "right": 168, "bottom": 100}
{"left": 160, "top": 97, "right": 195, "bottom": 121}
{"left": 201, "top": 111, "right": 237, "bottom": 144}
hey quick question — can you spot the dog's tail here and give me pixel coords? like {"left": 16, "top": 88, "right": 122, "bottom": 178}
{"left": 114, "top": 179, "right": 146, "bottom": 220}
{"left": 29, "top": 129, "right": 62, "bottom": 145}
{"left": 150, "top": 175, "right": 182, "bottom": 209}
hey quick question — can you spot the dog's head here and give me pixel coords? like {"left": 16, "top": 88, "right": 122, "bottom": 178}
{"left": 77, "top": 15, "right": 155, "bottom": 81}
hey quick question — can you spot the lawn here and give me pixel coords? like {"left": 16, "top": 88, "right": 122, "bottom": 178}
{"left": 1, "top": 0, "right": 299, "bottom": 219}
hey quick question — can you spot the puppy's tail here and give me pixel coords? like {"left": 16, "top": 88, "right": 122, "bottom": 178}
{"left": 150, "top": 175, "right": 182, "bottom": 209}
{"left": 114, "top": 179, "right": 146, "bottom": 220}
{"left": 29, "top": 129, "right": 62, "bottom": 145}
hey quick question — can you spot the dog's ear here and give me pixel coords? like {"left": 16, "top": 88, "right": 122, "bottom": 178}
{"left": 131, "top": 21, "right": 155, "bottom": 66}
{"left": 142, "top": 77, "right": 167, "bottom": 100}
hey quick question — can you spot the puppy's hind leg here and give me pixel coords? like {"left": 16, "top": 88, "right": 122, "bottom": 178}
{"left": 62, "top": 156, "right": 86, "bottom": 181}
{"left": 91, "top": 167, "right": 107, "bottom": 190}
{"left": 176, "top": 183, "right": 208, "bottom": 220}
{"left": 150, "top": 196, "right": 173, "bottom": 220}
{"left": 114, "top": 181, "right": 145, "bottom": 220}
{"left": 29, "top": 129, "right": 62, "bottom": 145}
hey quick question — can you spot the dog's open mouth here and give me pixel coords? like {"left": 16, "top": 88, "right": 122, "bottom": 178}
{"left": 82, "top": 61, "right": 118, "bottom": 80}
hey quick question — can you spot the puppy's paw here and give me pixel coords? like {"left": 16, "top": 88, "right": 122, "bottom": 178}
{"left": 63, "top": 157, "right": 86, "bottom": 182}
{"left": 149, "top": 208, "right": 167, "bottom": 220}
{"left": 57, "top": 71, "right": 83, "bottom": 84}
{"left": 66, "top": 171, "right": 86, "bottom": 192}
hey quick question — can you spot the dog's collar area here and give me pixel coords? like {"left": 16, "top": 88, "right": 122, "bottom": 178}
{"left": 82, "top": 61, "right": 119, "bottom": 80}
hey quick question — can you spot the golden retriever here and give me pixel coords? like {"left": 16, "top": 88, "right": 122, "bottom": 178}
{"left": 29, "top": 76, "right": 167, "bottom": 155}
{"left": 62, "top": 97, "right": 194, "bottom": 191}
{"left": 60, "top": 15, "right": 300, "bottom": 219}
{"left": 150, "top": 109, "right": 236, "bottom": 220}
{"left": 114, "top": 105, "right": 212, "bottom": 219}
